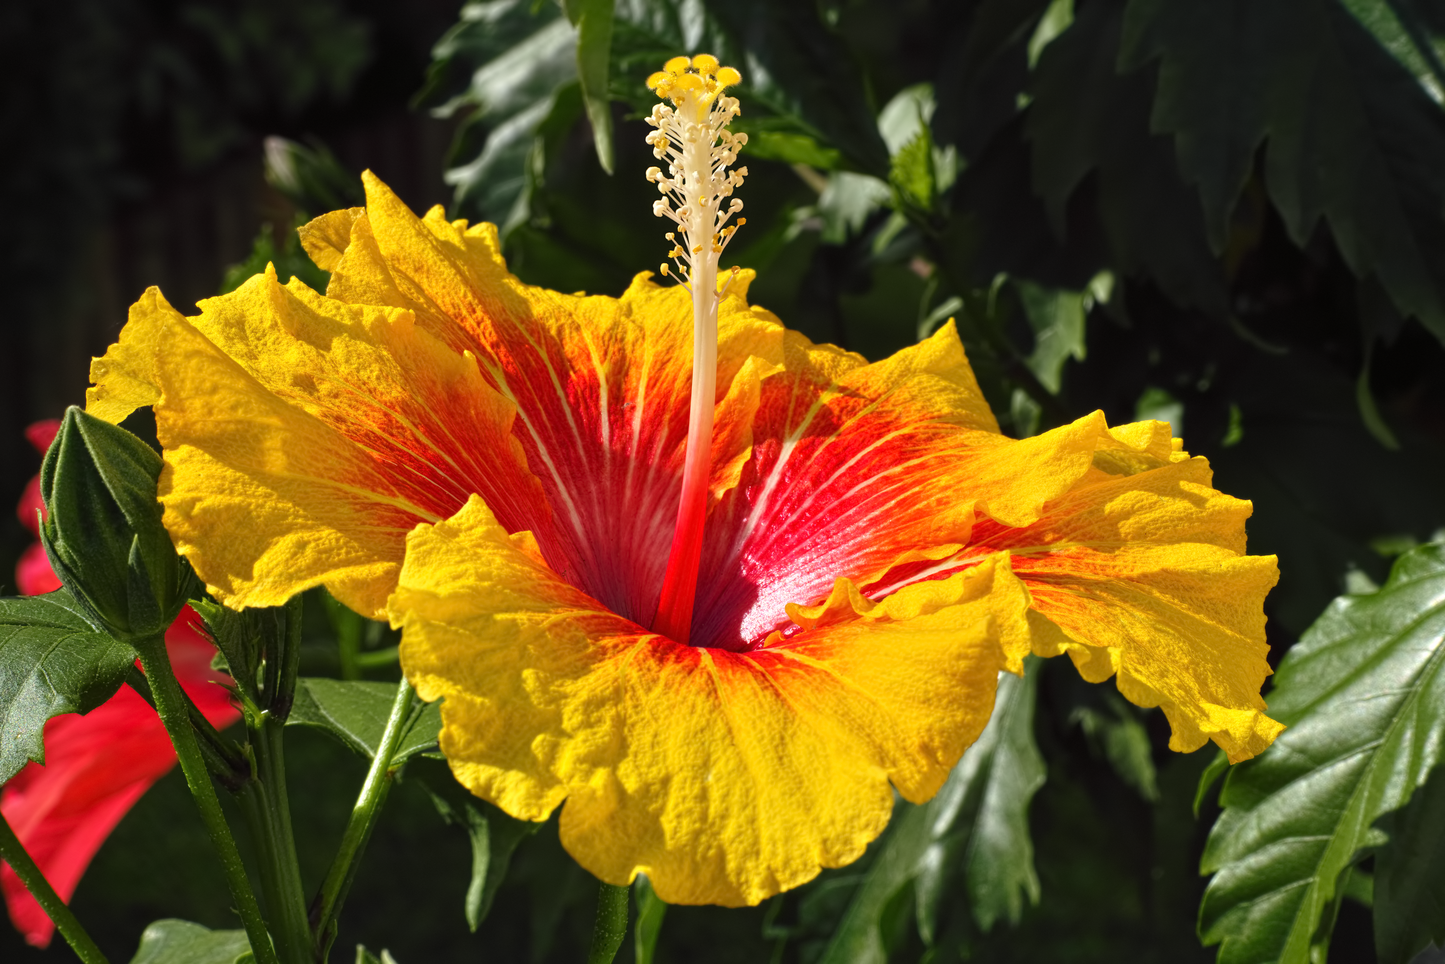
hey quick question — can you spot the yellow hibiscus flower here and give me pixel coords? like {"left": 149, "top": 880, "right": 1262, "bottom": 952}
{"left": 85, "top": 54, "right": 1281, "bottom": 908}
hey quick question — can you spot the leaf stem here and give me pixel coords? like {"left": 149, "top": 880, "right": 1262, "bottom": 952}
{"left": 310, "top": 676, "right": 415, "bottom": 960}
{"left": 0, "top": 808, "right": 110, "bottom": 964}
{"left": 132, "top": 632, "right": 280, "bottom": 964}
{"left": 235, "top": 593, "right": 310, "bottom": 964}
{"left": 587, "top": 881, "right": 630, "bottom": 964}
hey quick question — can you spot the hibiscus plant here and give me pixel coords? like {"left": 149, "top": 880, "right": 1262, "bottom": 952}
{"left": 3, "top": 2, "right": 1445, "bottom": 964}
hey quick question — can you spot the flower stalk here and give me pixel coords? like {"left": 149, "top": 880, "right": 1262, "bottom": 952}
{"left": 309, "top": 676, "right": 415, "bottom": 961}
{"left": 132, "top": 631, "right": 281, "bottom": 964}
{"left": 586, "top": 881, "right": 631, "bottom": 964}
{"left": 0, "top": 809, "right": 110, "bottom": 964}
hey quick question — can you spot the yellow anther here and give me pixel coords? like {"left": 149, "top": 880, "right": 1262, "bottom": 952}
{"left": 736, "top": 217, "right": 747, "bottom": 226}
{"left": 692, "top": 53, "right": 720, "bottom": 74}
{"left": 661, "top": 263, "right": 670, "bottom": 276}
{"left": 665, "top": 56, "right": 691, "bottom": 75}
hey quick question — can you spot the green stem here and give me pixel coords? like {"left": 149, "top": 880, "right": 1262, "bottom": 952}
{"left": 310, "top": 677, "right": 415, "bottom": 961}
{"left": 133, "top": 633, "right": 280, "bottom": 964}
{"left": 239, "top": 713, "right": 312, "bottom": 964}
{"left": 0, "top": 809, "right": 109, "bottom": 964}
{"left": 587, "top": 882, "right": 630, "bottom": 964}
{"left": 125, "top": 664, "right": 249, "bottom": 790}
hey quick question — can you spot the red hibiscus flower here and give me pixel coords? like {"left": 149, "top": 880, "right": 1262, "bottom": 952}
{"left": 2, "top": 420, "right": 240, "bottom": 948}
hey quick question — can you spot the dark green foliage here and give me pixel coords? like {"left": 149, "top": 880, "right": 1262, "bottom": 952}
{"left": 1201, "top": 542, "right": 1445, "bottom": 964}
{"left": 0, "top": 589, "right": 136, "bottom": 784}
{"left": 286, "top": 679, "right": 441, "bottom": 765}
{"left": 799, "top": 665, "right": 1042, "bottom": 963}
{"left": 127, "top": 919, "right": 252, "bottom": 964}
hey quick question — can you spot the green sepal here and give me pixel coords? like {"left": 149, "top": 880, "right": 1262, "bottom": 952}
{"left": 38, "top": 406, "right": 192, "bottom": 640}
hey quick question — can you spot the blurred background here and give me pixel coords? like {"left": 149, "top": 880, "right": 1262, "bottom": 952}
{"left": 3, "top": 0, "right": 1445, "bottom": 961}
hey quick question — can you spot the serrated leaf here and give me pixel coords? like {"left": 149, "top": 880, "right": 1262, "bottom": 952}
{"left": 128, "top": 919, "right": 252, "bottom": 964}
{"left": 932, "top": 0, "right": 1051, "bottom": 157}
{"left": 0, "top": 588, "right": 136, "bottom": 784}
{"left": 1200, "top": 542, "right": 1445, "bottom": 964}
{"left": 1374, "top": 760, "right": 1445, "bottom": 963}
{"left": 816, "top": 663, "right": 1043, "bottom": 963}
{"left": 817, "top": 173, "right": 891, "bottom": 245}
{"left": 286, "top": 679, "right": 440, "bottom": 765}
{"left": 564, "top": 0, "right": 615, "bottom": 173}
{"left": 1122, "top": 0, "right": 1445, "bottom": 339}
{"left": 1026, "top": 0, "right": 1226, "bottom": 315}
{"left": 421, "top": 1, "right": 577, "bottom": 225}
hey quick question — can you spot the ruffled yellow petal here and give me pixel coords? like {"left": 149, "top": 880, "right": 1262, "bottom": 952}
{"left": 297, "top": 206, "right": 364, "bottom": 272}
{"left": 974, "top": 421, "right": 1282, "bottom": 762}
{"left": 87, "top": 264, "right": 549, "bottom": 617}
{"left": 141, "top": 302, "right": 431, "bottom": 616}
{"left": 86, "top": 287, "right": 173, "bottom": 424}
{"left": 392, "top": 495, "right": 1026, "bottom": 906}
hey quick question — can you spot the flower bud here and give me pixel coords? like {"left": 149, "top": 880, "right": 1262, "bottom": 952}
{"left": 38, "top": 407, "right": 193, "bottom": 639}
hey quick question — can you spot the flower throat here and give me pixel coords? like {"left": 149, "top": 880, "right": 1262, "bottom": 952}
{"left": 644, "top": 54, "right": 749, "bottom": 645}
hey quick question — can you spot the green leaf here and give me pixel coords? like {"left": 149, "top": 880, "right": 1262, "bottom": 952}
{"left": 632, "top": 875, "right": 666, "bottom": 964}
{"left": 1122, "top": 0, "right": 1445, "bottom": 340}
{"left": 261, "top": 136, "right": 363, "bottom": 218}
{"left": 931, "top": 0, "right": 1052, "bottom": 157}
{"left": 1069, "top": 692, "right": 1160, "bottom": 802}
{"left": 565, "top": 0, "right": 615, "bottom": 173}
{"left": 128, "top": 919, "right": 252, "bottom": 964}
{"left": 353, "top": 947, "right": 398, "bottom": 964}
{"left": 426, "top": 789, "right": 537, "bottom": 931}
{"left": 608, "top": 0, "right": 890, "bottom": 177}
{"left": 1199, "top": 542, "right": 1445, "bottom": 964}
{"left": 817, "top": 173, "right": 891, "bottom": 245}
{"left": 286, "top": 679, "right": 441, "bottom": 765}
{"left": 726, "top": 123, "right": 842, "bottom": 170}
{"left": 1013, "top": 279, "right": 1089, "bottom": 394}
{"left": 419, "top": 1, "right": 576, "bottom": 226}
{"left": 1026, "top": 0, "right": 1227, "bottom": 315}
{"left": 817, "top": 663, "right": 1043, "bottom": 963}
{"left": 1374, "top": 762, "right": 1445, "bottom": 963}
{"left": 0, "top": 588, "right": 136, "bottom": 784}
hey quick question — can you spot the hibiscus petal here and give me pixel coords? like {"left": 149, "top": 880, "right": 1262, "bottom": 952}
{"left": 318, "top": 174, "right": 786, "bottom": 626}
{"left": 692, "top": 327, "right": 1112, "bottom": 649}
{"left": 391, "top": 495, "right": 1025, "bottom": 906}
{"left": 972, "top": 421, "right": 1282, "bottom": 762}
{"left": 86, "top": 270, "right": 546, "bottom": 618}
{"left": 15, "top": 543, "right": 61, "bottom": 596}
